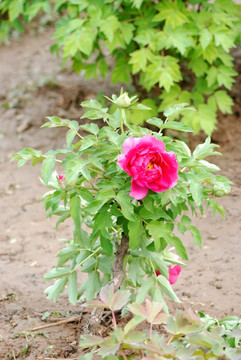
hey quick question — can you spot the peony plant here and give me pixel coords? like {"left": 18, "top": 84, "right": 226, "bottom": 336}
{"left": 12, "top": 91, "right": 231, "bottom": 310}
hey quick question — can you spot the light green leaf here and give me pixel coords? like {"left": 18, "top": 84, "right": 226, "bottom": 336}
{"left": 161, "top": 121, "right": 193, "bottom": 132}
{"left": 190, "top": 182, "right": 203, "bottom": 207}
{"left": 116, "top": 191, "right": 138, "bottom": 221}
{"left": 189, "top": 225, "right": 202, "bottom": 248}
{"left": 44, "top": 277, "right": 68, "bottom": 302}
{"left": 214, "top": 90, "right": 234, "bottom": 114}
{"left": 68, "top": 271, "right": 78, "bottom": 305}
{"left": 157, "top": 275, "right": 181, "bottom": 302}
{"left": 171, "top": 236, "right": 188, "bottom": 261}
{"left": 41, "top": 155, "right": 55, "bottom": 184}
{"left": 200, "top": 29, "right": 213, "bottom": 50}
{"left": 128, "top": 219, "right": 143, "bottom": 249}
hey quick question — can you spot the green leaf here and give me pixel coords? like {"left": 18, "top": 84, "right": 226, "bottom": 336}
{"left": 163, "top": 103, "right": 195, "bottom": 118}
{"left": 77, "top": 28, "right": 96, "bottom": 56}
{"left": 200, "top": 29, "right": 213, "bottom": 50}
{"left": 214, "top": 90, "right": 234, "bottom": 114}
{"left": 9, "top": 0, "right": 24, "bottom": 21}
{"left": 157, "top": 275, "right": 181, "bottom": 302}
{"left": 70, "top": 195, "right": 81, "bottom": 230}
{"left": 99, "top": 15, "right": 120, "bottom": 43}
{"left": 189, "top": 225, "right": 202, "bottom": 247}
{"left": 80, "top": 334, "right": 104, "bottom": 348}
{"left": 190, "top": 182, "right": 203, "bottom": 207}
{"left": 66, "top": 128, "right": 77, "bottom": 147}
{"left": 68, "top": 271, "right": 78, "bottom": 305}
{"left": 216, "top": 65, "right": 237, "bottom": 90}
{"left": 165, "top": 25, "right": 195, "bottom": 55}
{"left": 41, "top": 156, "right": 55, "bottom": 184}
{"left": 98, "top": 256, "right": 112, "bottom": 275}
{"left": 154, "top": 1, "right": 189, "bottom": 28}
{"left": 44, "top": 267, "right": 70, "bottom": 280}
{"left": 44, "top": 277, "right": 68, "bottom": 302}
{"left": 171, "top": 236, "right": 188, "bottom": 260}
{"left": 128, "top": 220, "right": 143, "bottom": 249}
{"left": 80, "top": 123, "right": 99, "bottom": 135}
{"left": 82, "top": 271, "right": 101, "bottom": 300}
{"left": 116, "top": 191, "right": 138, "bottom": 221}
{"left": 146, "top": 221, "right": 173, "bottom": 251}
{"left": 160, "top": 121, "right": 193, "bottom": 132}
{"left": 57, "top": 245, "right": 79, "bottom": 267}
{"left": 136, "top": 277, "right": 155, "bottom": 303}
{"left": 86, "top": 189, "right": 115, "bottom": 213}
{"left": 129, "top": 48, "right": 150, "bottom": 74}
{"left": 112, "top": 54, "right": 131, "bottom": 83}
{"left": 193, "top": 137, "right": 221, "bottom": 159}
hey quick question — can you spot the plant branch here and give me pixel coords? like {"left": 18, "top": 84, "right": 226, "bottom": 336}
{"left": 112, "top": 233, "right": 129, "bottom": 291}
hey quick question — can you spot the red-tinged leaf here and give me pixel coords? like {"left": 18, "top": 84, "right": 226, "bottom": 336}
{"left": 112, "top": 290, "right": 131, "bottom": 311}
{"left": 124, "top": 315, "right": 146, "bottom": 334}
{"left": 83, "top": 300, "right": 106, "bottom": 308}
{"left": 128, "top": 303, "right": 146, "bottom": 317}
{"left": 123, "top": 329, "right": 147, "bottom": 344}
{"left": 145, "top": 299, "right": 164, "bottom": 324}
{"left": 152, "top": 312, "right": 169, "bottom": 325}
{"left": 80, "top": 334, "right": 104, "bottom": 348}
{"left": 98, "top": 339, "right": 120, "bottom": 357}
{"left": 99, "top": 283, "right": 115, "bottom": 308}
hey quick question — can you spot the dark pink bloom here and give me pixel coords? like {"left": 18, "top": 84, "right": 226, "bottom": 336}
{"left": 117, "top": 135, "right": 178, "bottom": 200}
{"left": 58, "top": 174, "right": 65, "bottom": 184}
{"left": 156, "top": 265, "right": 181, "bottom": 285}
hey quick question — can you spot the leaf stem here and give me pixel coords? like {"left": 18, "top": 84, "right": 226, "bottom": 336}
{"left": 120, "top": 348, "right": 128, "bottom": 360}
{"left": 167, "top": 334, "right": 174, "bottom": 346}
{"left": 111, "top": 309, "right": 117, "bottom": 327}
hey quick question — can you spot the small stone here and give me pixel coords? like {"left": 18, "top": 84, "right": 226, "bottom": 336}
{"left": 208, "top": 235, "right": 217, "bottom": 240}
{"left": 216, "top": 284, "right": 222, "bottom": 289}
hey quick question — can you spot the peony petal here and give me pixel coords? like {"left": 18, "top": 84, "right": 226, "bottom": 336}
{"left": 123, "top": 137, "right": 140, "bottom": 155}
{"left": 168, "top": 265, "right": 181, "bottom": 284}
{"left": 129, "top": 179, "right": 148, "bottom": 200}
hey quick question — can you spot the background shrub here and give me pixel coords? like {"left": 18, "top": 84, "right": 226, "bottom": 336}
{"left": 1, "top": 0, "right": 240, "bottom": 134}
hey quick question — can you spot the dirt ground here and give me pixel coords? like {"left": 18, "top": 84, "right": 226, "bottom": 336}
{"left": 0, "top": 29, "right": 240, "bottom": 359}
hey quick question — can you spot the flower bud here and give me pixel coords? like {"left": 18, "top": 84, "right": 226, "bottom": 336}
{"left": 115, "top": 93, "right": 132, "bottom": 108}
{"left": 214, "top": 189, "right": 229, "bottom": 197}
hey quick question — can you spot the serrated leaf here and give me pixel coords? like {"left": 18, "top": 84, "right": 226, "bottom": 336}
{"left": 136, "top": 277, "right": 155, "bottom": 303}
{"left": 189, "top": 225, "right": 202, "bottom": 247}
{"left": 157, "top": 275, "right": 181, "bottom": 302}
{"left": 68, "top": 271, "right": 78, "bottom": 305}
{"left": 80, "top": 334, "right": 104, "bottom": 348}
{"left": 164, "top": 103, "right": 195, "bottom": 118}
{"left": 171, "top": 236, "right": 188, "bottom": 260}
{"left": 193, "top": 137, "right": 221, "bottom": 159}
{"left": 44, "top": 277, "right": 68, "bottom": 302}
{"left": 161, "top": 121, "right": 193, "bottom": 132}
{"left": 214, "top": 90, "right": 234, "bottom": 114}
{"left": 128, "top": 220, "right": 142, "bottom": 249}
{"left": 200, "top": 29, "right": 213, "bottom": 50}
{"left": 116, "top": 191, "right": 138, "bottom": 221}
{"left": 190, "top": 182, "right": 203, "bottom": 207}
{"left": 112, "top": 290, "right": 131, "bottom": 311}
{"left": 41, "top": 156, "right": 55, "bottom": 184}
{"left": 124, "top": 315, "right": 146, "bottom": 334}
{"left": 146, "top": 117, "right": 164, "bottom": 128}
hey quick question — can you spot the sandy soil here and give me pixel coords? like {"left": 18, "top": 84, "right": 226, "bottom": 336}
{"left": 0, "top": 29, "right": 240, "bottom": 359}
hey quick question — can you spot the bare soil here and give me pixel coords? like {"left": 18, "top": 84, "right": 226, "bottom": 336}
{"left": 0, "top": 29, "right": 240, "bottom": 359}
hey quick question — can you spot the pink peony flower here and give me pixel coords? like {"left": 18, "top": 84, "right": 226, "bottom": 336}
{"left": 117, "top": 135, "right": 178, "bottom": 200}
{"left": 58, "top": 174, "right": 65, "bottom": 184}
{"left": 156, "top": 265, "right": 181, "bottom": 285}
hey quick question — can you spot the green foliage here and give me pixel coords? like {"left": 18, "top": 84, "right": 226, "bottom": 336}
{"left": 79, "top": 287, "right": 241, "bottom": 359}
{"left": 1, "top": 0, "right": 240, "bottom": 134}
{"left": 12, "top": 92, "right": 231, "bottom": 307}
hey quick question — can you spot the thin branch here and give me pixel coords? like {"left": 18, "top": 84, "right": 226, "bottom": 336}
{"left": 29, "top": 316, "right": 80, "bottom": 332}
